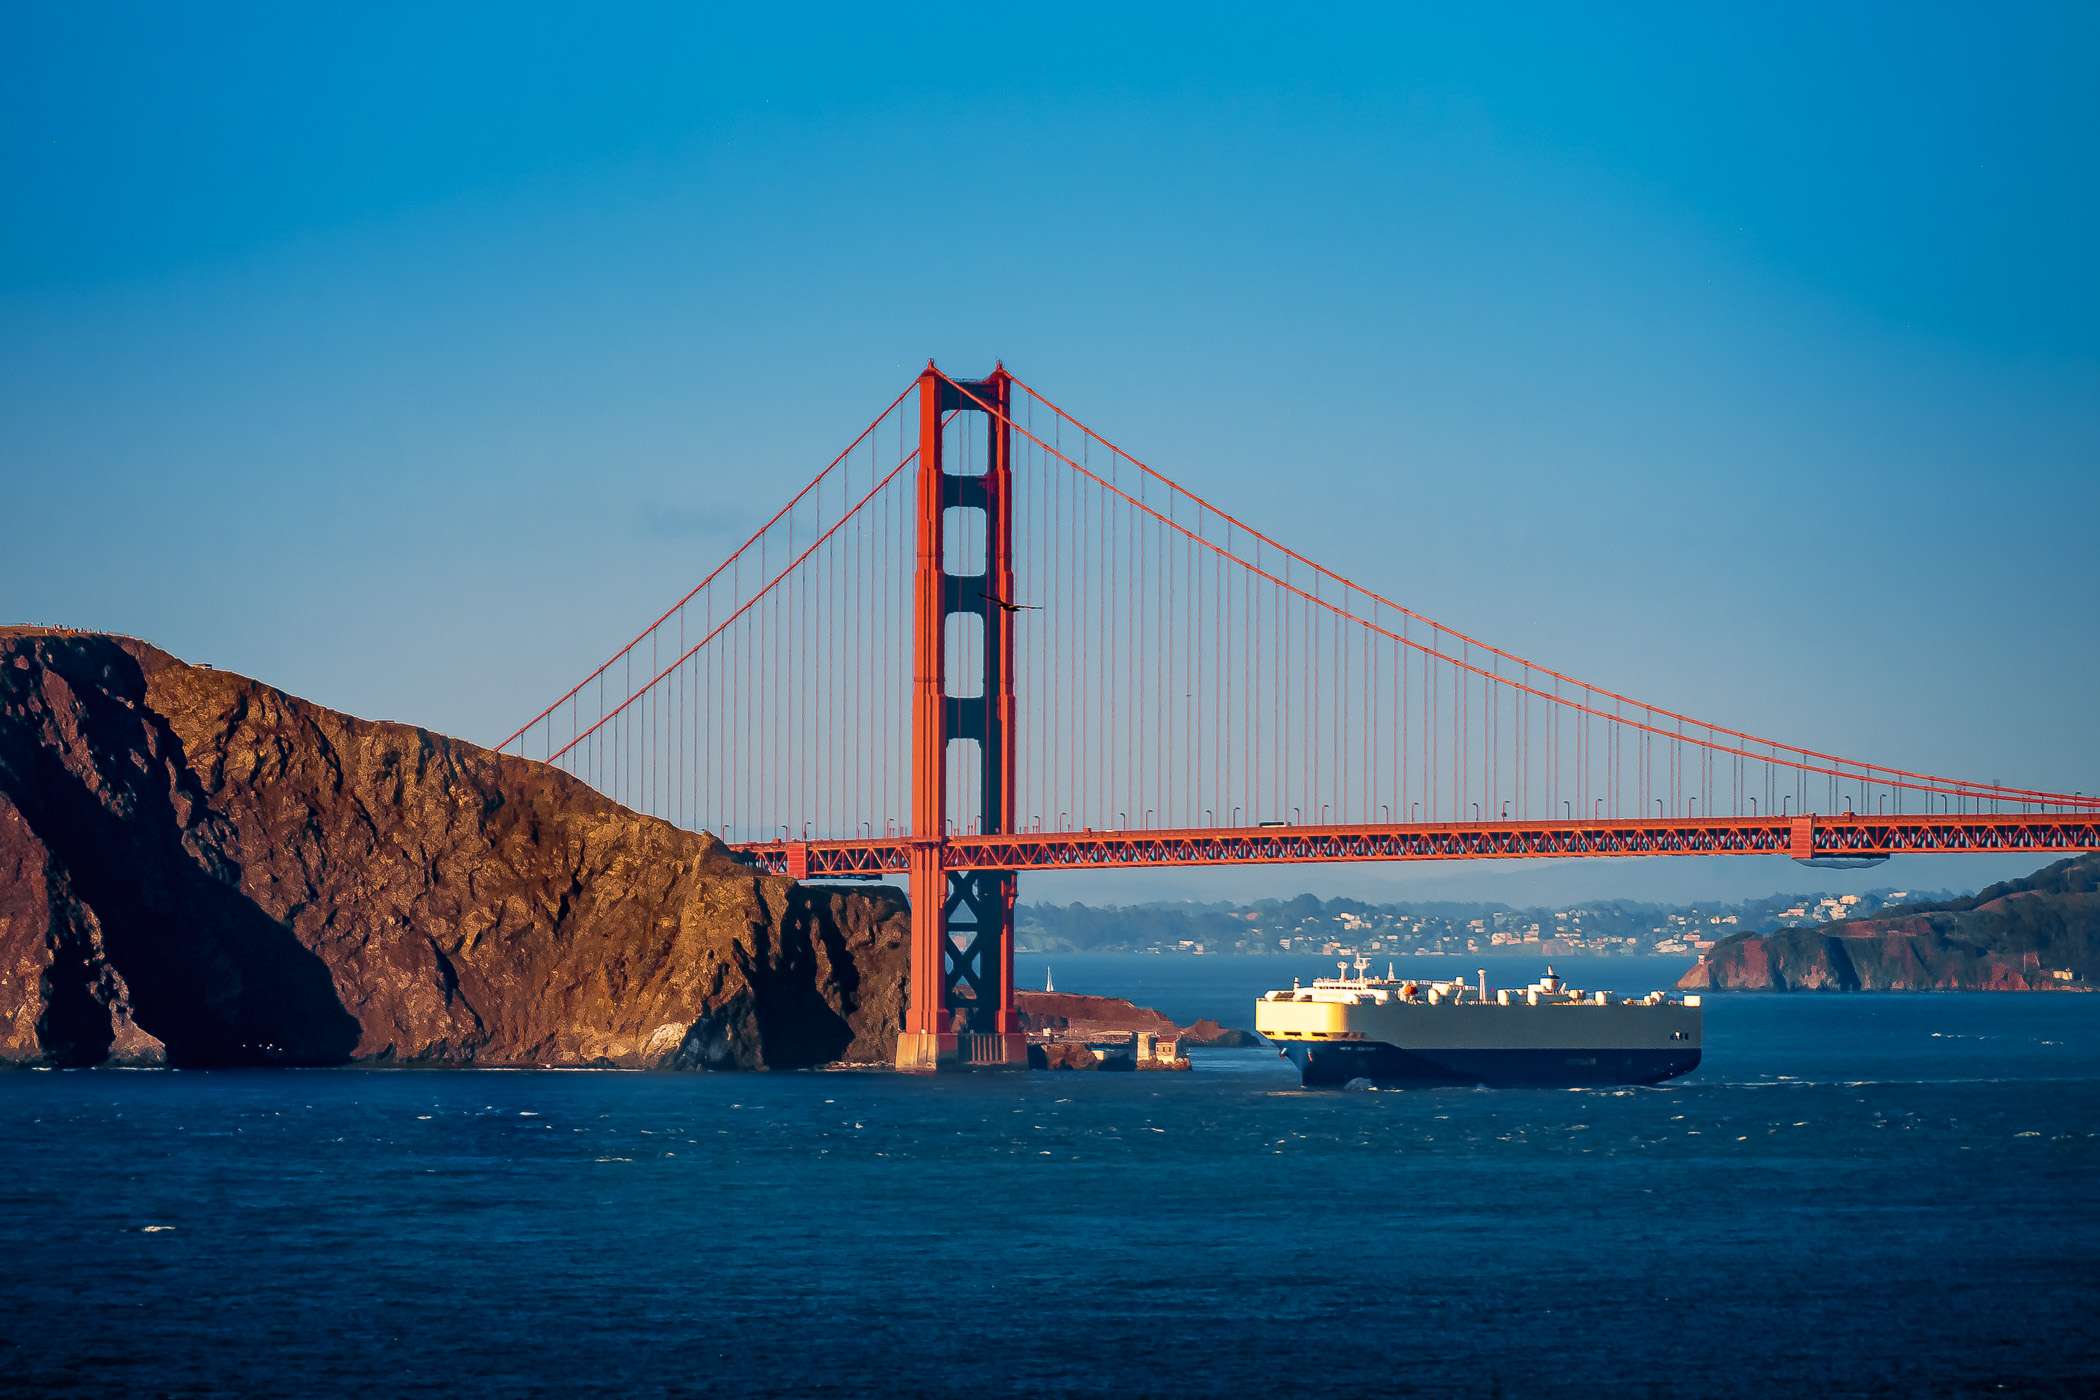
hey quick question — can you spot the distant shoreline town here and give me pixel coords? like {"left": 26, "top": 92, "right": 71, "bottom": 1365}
{"left": 1016, "top": 887, "right": 1953, "bottom": 958}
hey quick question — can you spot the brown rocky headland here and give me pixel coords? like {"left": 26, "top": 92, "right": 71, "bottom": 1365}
{"left": 0, "top": 628, "right": 909, "bottom": 1070}
{"left": 1680, "top": 853, "right": 2099, "bottom": 992}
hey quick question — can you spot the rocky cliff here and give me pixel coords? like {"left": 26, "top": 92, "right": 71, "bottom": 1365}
{"left": 1680, "top": 853, "right": 2100, "bottom": 992}
{"left": 0, "top": 628, "right": 909, "bottom": 1069}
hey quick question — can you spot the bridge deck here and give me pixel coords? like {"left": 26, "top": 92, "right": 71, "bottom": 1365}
{"left": 732, "top": 813, "right": 2100, "bottom": 876}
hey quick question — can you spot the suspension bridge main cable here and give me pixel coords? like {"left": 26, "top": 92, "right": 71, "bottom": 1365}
{"left": 995, "top": 373, "right": 2088, "bottom": 812}
{"left": 958, "top": 372, "right": 2091, "bottom": 813}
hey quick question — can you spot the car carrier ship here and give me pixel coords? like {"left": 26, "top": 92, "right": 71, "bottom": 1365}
{"left": 1256, "top": 961, "right": 1701, "bottom": 1088}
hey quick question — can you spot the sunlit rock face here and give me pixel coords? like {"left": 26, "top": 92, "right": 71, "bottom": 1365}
{"left": 0, "top": 628, "right": 907, "bottom": 1070}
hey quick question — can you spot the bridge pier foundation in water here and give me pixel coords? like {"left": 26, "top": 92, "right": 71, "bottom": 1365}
{"left": 895, "top": 1031, "right": 1029, "bottom": 1072}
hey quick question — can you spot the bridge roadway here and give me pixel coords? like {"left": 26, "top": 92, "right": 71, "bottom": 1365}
{"left": 733, "top": 812, "right": 2100, "bottom": 878}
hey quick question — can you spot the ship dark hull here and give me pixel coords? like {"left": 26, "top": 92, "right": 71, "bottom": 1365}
{"left": 1284, "top": 1040, "right": 1700, "bottom": 1089}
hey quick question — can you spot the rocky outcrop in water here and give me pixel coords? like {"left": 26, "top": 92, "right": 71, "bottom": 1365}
{"left": 1009, "top": 990, "right": 1257, "bottom": 1067}
{"left": 0, "top": 628, "right": 908, "bottom": 1069}
{"left": 1014, "top": 990, "right": 1180, "bottom": 1039}
{"left": 1680, "top": 854, "right": 2099, "bottom": 992}
{"left": 1179, "top": 1019, "right": 1263, "bottom": 1047}
{"left": 1013, "top": 990, "right": 1255, "bottom": 1043}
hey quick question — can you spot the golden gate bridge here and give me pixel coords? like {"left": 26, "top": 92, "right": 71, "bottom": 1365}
{"left": 499, "top": 363, "right": 2100, "bottom": 1069}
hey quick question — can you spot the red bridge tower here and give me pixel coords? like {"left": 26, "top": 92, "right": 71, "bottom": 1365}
{"left": 895, "top": 363, "right": 1027, "bottom": 1071}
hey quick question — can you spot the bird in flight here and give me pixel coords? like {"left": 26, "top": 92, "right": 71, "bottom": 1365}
{"left": 980, "top": 591, "right": 1041, "bottom": 613}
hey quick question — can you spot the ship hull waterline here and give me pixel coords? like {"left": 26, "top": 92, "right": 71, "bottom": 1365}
{"left": 1281, "top": 1040, "right": 1701, "bottom": 1089}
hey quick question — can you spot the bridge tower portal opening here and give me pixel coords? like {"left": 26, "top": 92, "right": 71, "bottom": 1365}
{"left": 896, "top": 362, "right": 1026, "bottom": 1071}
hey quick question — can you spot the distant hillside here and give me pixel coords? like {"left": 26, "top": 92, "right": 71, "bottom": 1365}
{"left": 1680, "top": 853, "right": 2100, "bottom": 992}
{"left": 1017, "top": 885, "right": 1957, "bottom": 957}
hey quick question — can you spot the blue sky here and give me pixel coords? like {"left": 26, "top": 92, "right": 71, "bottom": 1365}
{"left": 5, "top": 2, "right": 2095, "bottom": 903}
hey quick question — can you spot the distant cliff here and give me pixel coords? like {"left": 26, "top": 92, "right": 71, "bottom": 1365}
{"left": 1680, "top": 854, "right": 2099, "bottom": 992}
{"left": 0, "top": 628, "right": 908, "bottom": 1069}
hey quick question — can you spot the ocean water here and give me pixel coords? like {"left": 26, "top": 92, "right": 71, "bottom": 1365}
{"left": 3, "top": 961, "right": 2096, "bottom": 1398}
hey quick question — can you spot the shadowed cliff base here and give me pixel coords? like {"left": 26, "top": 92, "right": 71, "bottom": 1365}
{"left": 0, "top": 628, "right": 907, "bottom": 1069}
{"left": 1681, "top": 853, "right": 2100, "bottom": 992}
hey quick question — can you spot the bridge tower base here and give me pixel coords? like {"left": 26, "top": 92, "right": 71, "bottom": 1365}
{"left": 894, "top": 1031, "right": 957, "bottom": 1072}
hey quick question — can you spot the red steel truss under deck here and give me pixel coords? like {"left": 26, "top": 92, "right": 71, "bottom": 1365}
{"left": 734, "top": 812, "right": 2100, "bottom": 879}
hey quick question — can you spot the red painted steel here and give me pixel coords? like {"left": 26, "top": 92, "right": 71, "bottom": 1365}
{"left": 982, "top": 366, "right": 1021, "bottom": 1046}
{"left": 733, "top": 812, "right": 2100, "bottom": 875}
{"left": 509, "top": 364, "right": 2097, "bottom": 834}
{"left": 497, "top": 359, "right": 2100, "bottom": 1030}
{"left": 901, "top": 366, "right": 951, "bottom": 1065}
{"left": 495, "top": 381, "right": 918, "bottom": 757}
{"left": 897, "top": 364, "right": 1025, "bottom": 1069}
{"left": 986, "top": 371, "right": 2090, "bottom": 816}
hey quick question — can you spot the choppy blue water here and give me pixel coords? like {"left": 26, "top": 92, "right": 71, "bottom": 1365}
{"left": 4, "top": 959, "right": 2096, "bottom": 1398}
